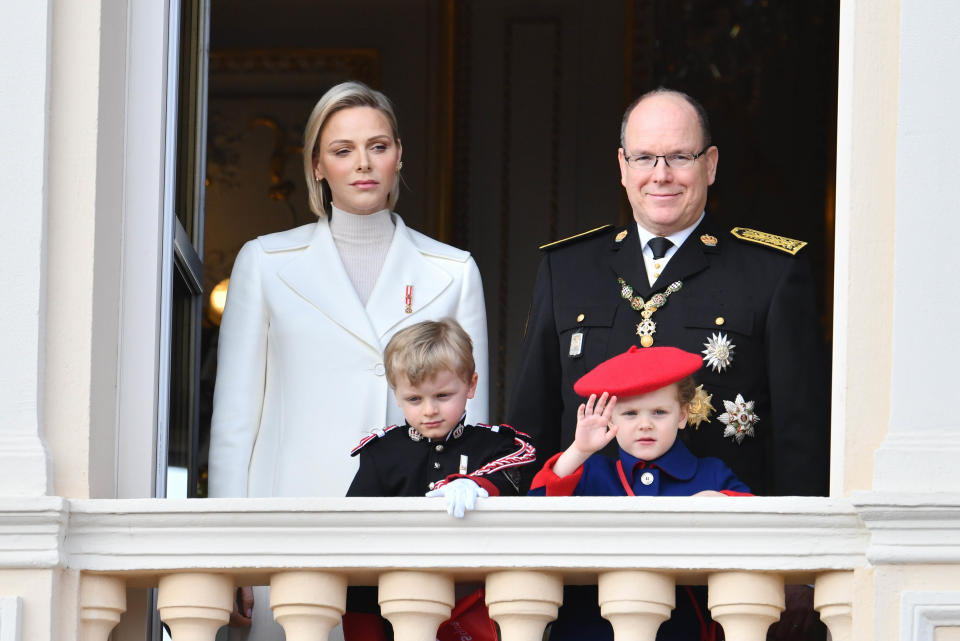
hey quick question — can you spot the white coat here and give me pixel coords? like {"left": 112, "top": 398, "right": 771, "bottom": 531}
{"left": 208, "top": 213, "right": 489, "bottom": 499}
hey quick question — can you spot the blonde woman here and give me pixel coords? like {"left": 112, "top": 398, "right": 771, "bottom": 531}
{"left": 209, "top": 81, "right": 489, "bottom": 639}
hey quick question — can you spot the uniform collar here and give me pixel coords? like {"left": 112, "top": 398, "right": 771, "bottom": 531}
{"left": 618, "top": 438, "right": 698, "bottom": 482}
{"left": 611, "top": 214, "right": 722, "bottom": 299}
{"left": 404, "top": 414, "right": 467, "bottom": 443}
{"left": 634, "top": 212, "right": 705, "bottom": 260}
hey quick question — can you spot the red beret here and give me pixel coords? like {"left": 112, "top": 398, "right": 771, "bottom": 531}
{"left": 573, "top": 346, "right": 702, "bottom": 397}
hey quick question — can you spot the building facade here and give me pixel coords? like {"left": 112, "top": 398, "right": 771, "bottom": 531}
{"left": 2, "top": 1, "right": 960, "bottom": 640}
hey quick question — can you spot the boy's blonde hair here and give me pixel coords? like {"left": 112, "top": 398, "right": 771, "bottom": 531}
{"left": 384, "top": 319, "right": 475, "bottom": 388}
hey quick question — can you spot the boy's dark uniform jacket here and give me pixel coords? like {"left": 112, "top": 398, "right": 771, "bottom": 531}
{"left": 508, "top": 215, "right": 830, "bottom": 496}
{"left": 347, "top": 421, "right": 535, "bottom": 497}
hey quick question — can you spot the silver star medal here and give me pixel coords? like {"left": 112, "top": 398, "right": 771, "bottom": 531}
{"left": 702, "top": 332, "right": 735, "bottom": 372}
{"left": 717, "top": 394, "right": 759, "bottom": 444}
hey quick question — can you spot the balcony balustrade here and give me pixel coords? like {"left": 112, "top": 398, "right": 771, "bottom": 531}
{"left": 5, "top": 495, "right": 873, "bottom": 641}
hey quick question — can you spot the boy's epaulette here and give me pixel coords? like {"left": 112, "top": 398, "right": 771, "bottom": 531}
{"left": 730, "top": 227, "right": 807, "bottom": 256}
{"left": 350, "top": 424, "right": 400, "bottom": 456}
{"left": 475, "top": 422, "right": 531, "bottom": 440}
{"left": 539, "top": 225, "right": 613, "bottom": 251}
{"left": 476, "top": 422, "right": 532, "bottom": 440}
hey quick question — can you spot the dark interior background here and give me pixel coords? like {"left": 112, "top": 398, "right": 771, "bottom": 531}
{"left": 191, "top": 0, "right": 839, "bottom": 496}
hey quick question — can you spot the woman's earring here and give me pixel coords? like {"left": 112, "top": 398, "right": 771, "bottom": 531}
{"left": 396, "top": 161, "right": 404, "bottom": 172}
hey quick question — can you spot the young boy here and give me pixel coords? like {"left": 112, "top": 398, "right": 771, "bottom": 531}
{"left": 347, "top": 318, "right": 536, "bottom": 517}
{"left": 346, "top": 320, "right": 524, "bottom": 638}
{"left": 530, "top": 345, "right": 751, "bottom": 641}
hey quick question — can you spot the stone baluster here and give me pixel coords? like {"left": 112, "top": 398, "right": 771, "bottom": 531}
{"left": 708, "top": 572, "right": 784, "bottom": 641}
{"left": 485, "top": 570, "right": 564, "bottom": 641}
{"left": 157, "top": 573, "right": 234, "bottom": 641}
{"left": 270, "top": 571, "right": 347, "bottom": 641}
{"left": 598, "top": 570, "right": 675, "bottom": 641}
{"left": 79, "top": 574, "right": 126, "bottom": 641}
{"left": 379, "top": 571, "right": 455, "bottom": 641}
{"left": 814, "top": 571, "right": 854, "bottom": 641}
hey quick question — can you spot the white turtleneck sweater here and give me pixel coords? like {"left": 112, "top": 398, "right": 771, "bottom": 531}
{"left": 328, "top": 205, "right": 396, "bottom": 305}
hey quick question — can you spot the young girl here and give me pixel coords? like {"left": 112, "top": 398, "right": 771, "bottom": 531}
{"left": 530, "top": 345, "right": 750, "bottom": 641}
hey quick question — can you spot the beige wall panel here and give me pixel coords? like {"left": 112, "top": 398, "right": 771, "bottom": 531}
{"left": 45, "top": 0, "right": 104, "bottom": 499}
{"left": 832, "top": 0, "right": 899, "bottom": 495}
{"left": 873, "top": 566, "right": 960, "bottom": 641}
{"left": 936, "top": 628, "right": 960, "bottom": 641}
{"left": 0, "top": 570, "right": 77, "bottom": 641}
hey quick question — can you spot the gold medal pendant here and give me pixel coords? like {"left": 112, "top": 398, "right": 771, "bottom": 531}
{"left": 636, "top": 312, "right": 656, "bottom": 347}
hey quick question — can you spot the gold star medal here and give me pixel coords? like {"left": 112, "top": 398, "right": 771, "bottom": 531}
{"left": 686, "top": 385, "right": 715, "bottom": 429}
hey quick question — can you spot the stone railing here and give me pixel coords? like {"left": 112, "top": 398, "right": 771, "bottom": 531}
{"left": 7, "top": 495, "right": 876, "bottom": 641}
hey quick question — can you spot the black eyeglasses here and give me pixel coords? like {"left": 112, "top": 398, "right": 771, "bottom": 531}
{"left": 623, "top": 146, "right": 712, "bottom": 170}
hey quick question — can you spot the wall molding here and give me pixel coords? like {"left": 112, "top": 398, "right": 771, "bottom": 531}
{"left": 900, "top": 591, "right": 960, "bottom": 641}
{"left": 873, "top": 431, "right": 960, "bottom": 494}
{"left": 0, "top": 498, "right": 67, "bottom": 569}
{"left": 58, "top": 497, "right": 867, "bottom": 582}
{"left": 852, "top": 492, "right": 960, "bottom": 564}
{"left": 0, "top": 597, "right": 22, "bottom": 641}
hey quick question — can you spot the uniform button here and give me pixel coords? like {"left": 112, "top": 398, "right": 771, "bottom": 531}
{"left": 654, "top": 262, "right": 661, "bottom": 269}
{"left": 434, "top": 462, "right": 441, "bottom": 469}
{"left": 435, "top": 444, "right": 444, "bottom": 452}
{"left": 640, "top": 472, "right": 654, "bottom": 486}
{"left": 715, "top": 317, "right": 725, "bottom": 326}
{"left": 577, "top": 313, "right": 585, "bottom": 323}
{"left": 373, "top": 363, "right": 386, "bottom": 376}
{"left": 653, "top": 272, "right": 660, "bottom": 279}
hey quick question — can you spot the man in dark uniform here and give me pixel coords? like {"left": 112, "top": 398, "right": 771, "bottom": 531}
{"left": 508, "top": 88, "right": 829, "bottom": 498}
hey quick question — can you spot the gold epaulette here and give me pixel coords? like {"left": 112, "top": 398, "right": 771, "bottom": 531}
{"left": 539, "top": 225, "right": 613, "bottom": 251}
{"left": 730, "top": 227, "right": 807, "bottom": 255}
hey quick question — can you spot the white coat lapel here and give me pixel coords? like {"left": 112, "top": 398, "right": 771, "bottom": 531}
{"left": 277, "top": 218, "right": 381, "bottom": 352}
{"left": 366, "top": 216, "right": 452, "bottom": 339}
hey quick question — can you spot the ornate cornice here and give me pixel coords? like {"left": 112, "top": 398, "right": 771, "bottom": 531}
{"left": 209, "top": 48, "right": 379, "bottom": 82}
{"left": 60, "top": 497, "right": 866, "bottom": 584}
{"left": 852, "top": 492, "right": 960, "bottom": 564}
{"left": 10, "top": 495, "right": 960, "bottom": 583}
{"left": 0, "top": 497, "right": 67, "bottom": 569}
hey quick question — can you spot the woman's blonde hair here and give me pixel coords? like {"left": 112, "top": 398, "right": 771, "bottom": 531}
{"left": 302, "top": 81, "right": 401, "bottom": 218}
{"left": 384, "top": 319, "right": 476, "bottom": 388}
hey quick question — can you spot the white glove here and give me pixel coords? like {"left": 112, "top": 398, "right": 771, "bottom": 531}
{"left": 425, "top": 478, "right": 489, "bottom": 518}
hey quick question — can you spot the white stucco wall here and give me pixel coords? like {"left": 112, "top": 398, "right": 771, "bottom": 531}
{"left": 0, "top": 0, "right": 52, "bottom": 498}
{"left": 2, "top": 0, "right": 960, "bottom": 640}
{"left": 873, "top": 0, "right": 960, "bottom": 493}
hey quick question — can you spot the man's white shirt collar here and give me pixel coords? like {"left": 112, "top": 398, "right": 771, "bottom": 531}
{"left": 635, "top": 212, "right": 705, "bottom": 260}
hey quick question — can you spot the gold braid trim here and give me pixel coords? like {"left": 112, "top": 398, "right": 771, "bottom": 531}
{"left": 539, "top": 225, "right": 614, "bottom": 250}
{"left": 730, "top": 227, "right": 807, "bottom": 255}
